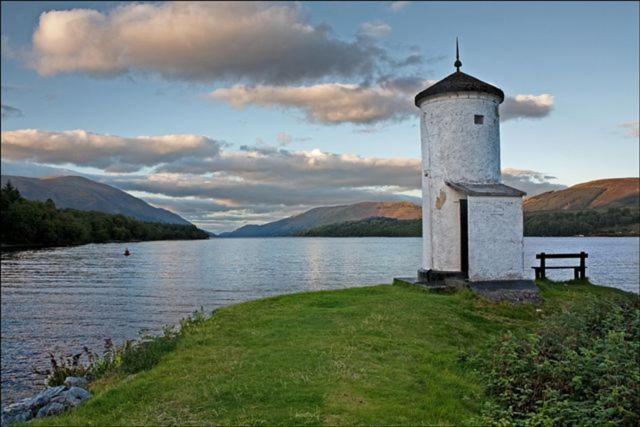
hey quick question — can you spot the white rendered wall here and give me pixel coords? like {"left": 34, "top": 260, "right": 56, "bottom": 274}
{"left": 467, "top": 196, "right": 525, "bottom": 281}
{"left": 420, "top": 114, "right": 433, "bottom": 271}
{"left": 429, "top": 185, "right": 463, "bottom": 272}
{"left": 419, "top": 92, "right": 502, "bottom": 271}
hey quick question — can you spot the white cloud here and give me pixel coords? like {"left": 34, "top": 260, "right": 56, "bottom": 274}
{"left": 619, "top": 120, "right": 639, "bottom": 138}
{"left": 501, "top": 94, "right": 554, "bottom": 121}
{"left": 390, "top": 1, "right": 410, "bottom": 12}
{"left": 108, "top": 163, "right": 562, "bottom": 231}
{"left": 359, "top": 21, "right": 392, "bottom": 39}
{"left": 1, "top": 129, "right": 222, "bottom": 172}
{"left": 208, "top": 78, "right": 429, "bottom": 125}
{"left": 28, "top": 2, "right": 395, "bottom": 84}
{"left": 157, "top": 146, "right": 421, "bottom": 189}
{"left": 1, "top": 128, "right": 564, "bottom": 231}
{"left": 211, "top": 81, "right": 554, "bottom": 125}
{"left": 501, "top": 168, "right": 566, "bottom": 195}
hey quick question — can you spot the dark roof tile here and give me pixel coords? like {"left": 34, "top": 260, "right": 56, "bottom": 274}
{"left": 415, "top": 71, "right": 504, "bottom": 106}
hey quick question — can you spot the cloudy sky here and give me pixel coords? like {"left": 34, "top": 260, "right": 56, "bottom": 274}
{"left": 1, "top": 1, "right": 638, "bottom": 232}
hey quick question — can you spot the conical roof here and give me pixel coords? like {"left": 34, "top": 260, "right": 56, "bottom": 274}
{"left": 414, "top": 71, "right": 504, "bottom": 106}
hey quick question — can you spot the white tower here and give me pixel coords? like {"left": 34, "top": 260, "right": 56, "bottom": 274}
{"left": 415, "top": 41, "right": 527, "bottom": 283}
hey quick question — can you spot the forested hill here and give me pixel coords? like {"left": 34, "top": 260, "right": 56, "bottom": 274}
{"left": 0, "top": 175, "right": 189, "bottom": 225}
{"left": 524, "top": 178, "right": 639, "bottom": 212}
{"left": 297, "top": 207, "right": 638, "bottom": 237}
{"left": 522, "top": 178, "right": 639, "bottom": 236}
{"left": 0, "top": 183, "right": 208, "bottom": 247}
{"left": 220, "top": 201, "right": 421, "bottom": 237}
{"left": 301, "top": 217, "right": 421, "bottom": 237}
{"left": 223, "top": 178, "right": 639, "bottom": 237}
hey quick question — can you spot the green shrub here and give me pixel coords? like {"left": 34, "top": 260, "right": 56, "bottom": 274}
{"left": 40, "top": 309, "right": 210, "bottom": 386}
{"left": 474, "top": 296, "right": 640, "bottom": 425}
{"left": 40, "top": 349, "right": 95, "bottom": 387}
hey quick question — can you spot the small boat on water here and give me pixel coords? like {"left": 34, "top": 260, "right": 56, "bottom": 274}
{"left": 124, "top": 248, "right": 131, "bottom": 256}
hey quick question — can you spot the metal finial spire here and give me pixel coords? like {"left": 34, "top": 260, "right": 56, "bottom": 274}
{"left": 454, "top": 37, "right": 462, "bottom": 72}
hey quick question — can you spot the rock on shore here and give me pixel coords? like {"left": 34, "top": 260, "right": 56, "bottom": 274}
{"left": 1, "top": 378, "right": 91, "bottom": 426}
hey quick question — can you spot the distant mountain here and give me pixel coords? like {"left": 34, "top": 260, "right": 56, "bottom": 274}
{"left": 524, "top": 178, "right": 639, "bottom": 212}
{"left": 0, "top": 175, "right": 190, "bottom": 225}
{"left": 522, "top": 178, "right": 639, "bottom": 236}
{"left": 220, "top": 201, "right": 421, "bottom": 237}
{"left": 221, "top": 178, "right": 639, "bottom": 238}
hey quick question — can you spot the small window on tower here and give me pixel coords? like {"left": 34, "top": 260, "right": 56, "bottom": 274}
{"left": 474, "top": 115, "right": 484, "bottom": 125}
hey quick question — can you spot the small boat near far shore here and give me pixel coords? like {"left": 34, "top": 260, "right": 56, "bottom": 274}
{"left": 124, "top": 248, "right": 131, "bottom": 256}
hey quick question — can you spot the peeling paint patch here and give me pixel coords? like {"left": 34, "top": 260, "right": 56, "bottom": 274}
{"left": 435, "top": 189, "right": 446, "bottom": 209}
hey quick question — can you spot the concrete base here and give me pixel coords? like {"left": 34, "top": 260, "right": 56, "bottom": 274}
{"left": 469, "top": 280, "right": 540, "bottom": 304}
{"left": 417, "top": 269, "right": 465, "bottom": 285}
{"left": 394, "top": 272, "right": 467, "bottom": 293}
{"left": 394, "top": 275, "right": 540, "bottom": 304}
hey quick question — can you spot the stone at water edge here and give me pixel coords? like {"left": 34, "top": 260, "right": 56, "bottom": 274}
{"left": 64, "top": 376, "right": 89, "bottom": 389}
{"left": 1, "top": 400, "right": 33, "bottom": 426}
{"left": 36, "top": 402, "right": 66, "bottom": 418}
{"left": 1, "top": 385, "right": 92, "bottom": 425}
{"left": 28, "top": 385, "right": 66, "bottom": 408}
{"left": 51, "top": 387, "right": 92, "bottom": 408}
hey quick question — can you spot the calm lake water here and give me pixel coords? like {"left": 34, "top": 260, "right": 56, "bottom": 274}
{"left": 1, "top": 236, "right": 638, "bottom": 405}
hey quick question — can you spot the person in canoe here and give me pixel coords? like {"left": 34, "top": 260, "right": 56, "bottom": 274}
{"left": 124, "top": 248, "right": 131, "bottom": 256}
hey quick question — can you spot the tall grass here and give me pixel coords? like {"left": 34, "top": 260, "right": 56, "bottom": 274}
{"left": 39, "top": 308, "right": 210, "bottom": 387}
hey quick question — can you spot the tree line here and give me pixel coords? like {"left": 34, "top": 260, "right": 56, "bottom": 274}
{"left": 298, "top": 207, "right": 639, "bottom": 237}
{"left": 300, "top": 217, "right": 421, "bottom": 237}
{"left": 1, "top": 182, "right": 209, "bottom": 247}
{"left": 524, "top": 207, "right": 639, "bottom": 236}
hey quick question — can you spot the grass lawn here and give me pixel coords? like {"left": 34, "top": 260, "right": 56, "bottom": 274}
{"left": 30, "top": 280, "right": 633, "bottom": 426}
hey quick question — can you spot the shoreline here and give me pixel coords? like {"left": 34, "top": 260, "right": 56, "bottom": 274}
{"left": 3, "top": 276, "right": 638, "bottom": 410}
{"left": 5, "top": 236, "right": 636, "bottom": 251}
{"left": 8, "top": 280, "right": 638, "bottom": 425}
{"left": 0, "top": 237, "right": 210, "bottom": 253}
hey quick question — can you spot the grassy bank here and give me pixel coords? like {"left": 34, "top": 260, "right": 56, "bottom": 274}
{"left": 31, "top": 281, "right": 636, "bottom": 426}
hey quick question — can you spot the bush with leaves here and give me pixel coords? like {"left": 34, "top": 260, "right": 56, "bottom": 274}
{"left": 38, "top": 308, "right": 210, "bottom": 387}
{"left": 474, "top": 296, "right": 640, "bottom": 426}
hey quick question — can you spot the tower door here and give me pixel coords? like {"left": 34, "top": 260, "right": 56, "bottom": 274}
{"left": 459, "top": 199, "right": 469, "bottom": 276}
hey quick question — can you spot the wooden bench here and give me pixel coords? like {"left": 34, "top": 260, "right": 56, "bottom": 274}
{"left": 532, "top": 252, "right": 588, "bottom": 280}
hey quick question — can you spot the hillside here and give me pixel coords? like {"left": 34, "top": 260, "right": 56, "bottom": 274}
{"left": 0, "top": 183, "right": 208, "bottom": 247}
{"left": 524, "top": 178, "right": 639, "bottom": 212}
{"left": 220, "top": 201, "right": 421, "bottom": 237}
{"left": 222, "top": 178, "right": 639, "bottom": 237}
{"left": 0, "top": 175, "right": 189, "bottom": 225}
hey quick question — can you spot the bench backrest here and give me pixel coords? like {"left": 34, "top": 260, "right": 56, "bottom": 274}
{"left": 535, "top": 252, "right": 588, "bottom": 259}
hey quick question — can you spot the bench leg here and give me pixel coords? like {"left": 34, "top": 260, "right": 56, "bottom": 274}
{"left": 534, "top": 268, "right": 542, "bottom": 280}
{"left": 574, "top": 268, "right": 580, "bottom": 280}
